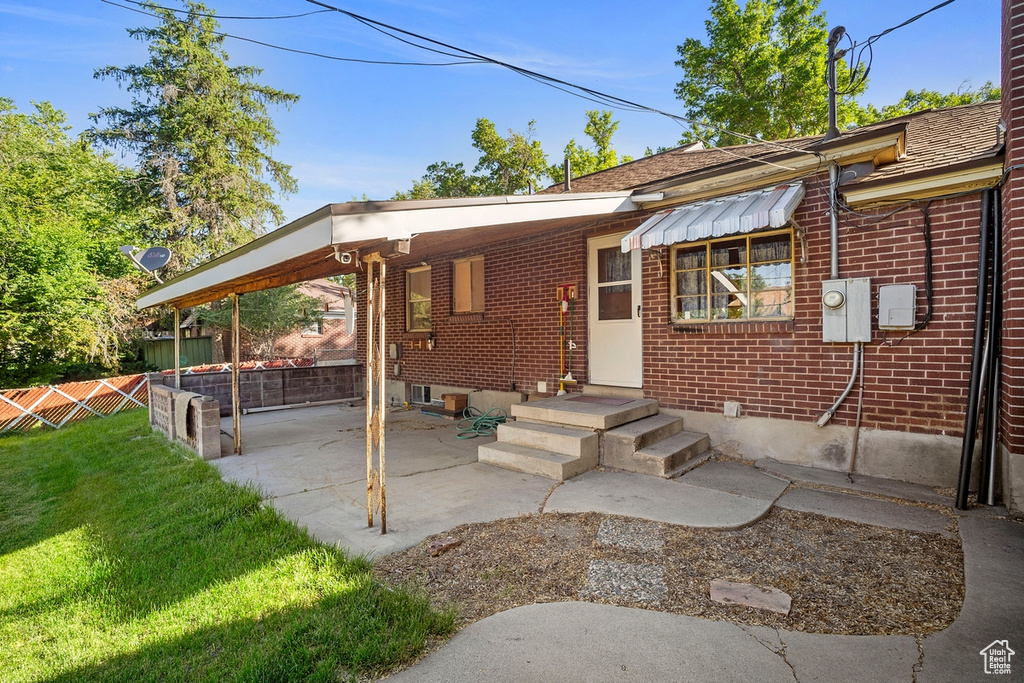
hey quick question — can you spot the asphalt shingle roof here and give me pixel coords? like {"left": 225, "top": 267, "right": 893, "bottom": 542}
{"left": 541, "top": 101, "right": 1002, "bottom": 195}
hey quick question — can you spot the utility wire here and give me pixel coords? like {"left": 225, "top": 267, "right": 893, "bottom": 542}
{"left": 101, "top": 0, "right": 826, "bottom": 167}
{"left": 303, "top": 0, "right": 825, "bottom": 160}
{"left": 100, "top": 0, "right": 483, "bottom": 67}
{"left": 835, "top": 0, "right": 958, "bottom": 96}
{"left": 113, "top": 0, "right": 333, "bottom": 20}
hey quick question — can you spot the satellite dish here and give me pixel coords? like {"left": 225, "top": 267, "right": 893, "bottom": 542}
{"left": 137, "top": 247, "right": 172, "bottom": 272}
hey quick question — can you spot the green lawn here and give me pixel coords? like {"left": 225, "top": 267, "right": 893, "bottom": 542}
{"left": 0, "top": 410, "right": 454, "bottom": 682}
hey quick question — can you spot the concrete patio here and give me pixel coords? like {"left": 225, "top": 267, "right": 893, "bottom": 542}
{"left": 212, "top": 404, "right": 1024, "bottom": 682}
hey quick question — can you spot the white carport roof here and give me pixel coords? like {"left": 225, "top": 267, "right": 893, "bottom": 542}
{"left": 137, "top": 191, "right": 648, "bottom": 310}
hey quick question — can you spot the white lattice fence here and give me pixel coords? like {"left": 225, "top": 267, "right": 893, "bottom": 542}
{"left": 0, "top": 374, "right": 149, "bottom": 433}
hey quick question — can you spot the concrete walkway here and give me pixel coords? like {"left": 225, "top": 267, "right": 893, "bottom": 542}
{"left": 211, "top": 406, "right": 1024, "bottom": 681}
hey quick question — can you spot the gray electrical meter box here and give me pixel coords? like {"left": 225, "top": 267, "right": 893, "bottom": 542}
{"left": 878, "top": 284, "right": 917, "bottom": 330}
{"left": 822, "top": 278, "right": 871, "bottom": 343}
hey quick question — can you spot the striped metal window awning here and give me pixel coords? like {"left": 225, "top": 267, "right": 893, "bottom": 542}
{"left": 621, "top": 183, "right": 806, "bottom": 252}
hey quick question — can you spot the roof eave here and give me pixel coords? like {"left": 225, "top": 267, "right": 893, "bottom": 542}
{"left": 136, "top": 192, "right": 638, "bottom": 311}
{"left": 840, "top": 157, "right": 1004, "bottom": 208}
{"left": 638, "top": 124, "right": 908, "bottom": 210}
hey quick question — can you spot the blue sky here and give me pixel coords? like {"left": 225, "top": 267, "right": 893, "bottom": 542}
{"left": 0, "top": 0, "right": 1001, "bottom": 225}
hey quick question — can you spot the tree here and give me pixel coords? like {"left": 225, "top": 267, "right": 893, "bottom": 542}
{"left": 199, "top": 285, "right": 324, "bottom": 361}
{"left": 548, "top": 110, "right": 634, "bottom": 183}
{"left": 860, "top": 81, "right": 1000, "bottom": 123}
{"left": 0, "top": 99, "right": 145, "bottom": 387}
{"left": 471, "top": 118, "right": 549, "bottom": 194}
{"left": 89, "top": 1, "right": 298, "bottom": 273}
{"left": 392, "top": 161, "right": 489, "bottom": 200}
{"left": 394, "top": 118, "right": 548, "bottom": 199}
{"left": 674, "top": 0, "right": 865, "bottom": 146}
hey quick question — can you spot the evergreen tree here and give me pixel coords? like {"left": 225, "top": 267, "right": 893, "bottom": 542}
{"left": 90, "top": 1, "right": 298, "bottom": 273}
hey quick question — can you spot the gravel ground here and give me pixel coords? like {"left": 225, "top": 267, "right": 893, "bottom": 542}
{"left": 374, "top": 506, "right": 964, "bottom": 636}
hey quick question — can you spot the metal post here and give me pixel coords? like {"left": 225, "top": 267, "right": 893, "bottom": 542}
{"left": 378, "top": 259, "right": 387, "bottom": 534}
{"left": 365, "top": 261, "right": 376, "bottom": 528}
{"left": 364, "top": 254, "right": 388, "bottom": 533}
{"left": 231, "top": 293, "right": 242, "bottom": 455}
{"left": 173, "top": 307, "right": 181, "bottom": 390}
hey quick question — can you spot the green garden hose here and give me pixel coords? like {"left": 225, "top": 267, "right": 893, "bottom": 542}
{"left": 456, "top": 406, "right": 507, "bottom": 439}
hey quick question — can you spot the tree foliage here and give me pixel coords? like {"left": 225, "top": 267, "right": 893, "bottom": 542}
{"left": 395, "top": 112, "right": 633, "bottom": 198}
{"left": 675, "top": 0, "right": 865, "bottom": 146}
{"left": 470, "top": 118, "right": 549, "bottom": 195}
{"left": 0, "top": 98, "right": 144, "bottom": 388}
{"left": 860, "top": 81, "right": 1000, "bottom": 123}
{"left": 549, "top": 110, "right": 634, "bottom": 183}
{"left": 395, "top": 118, "right": 549, "bottom": 199}
{"left": 199, "top": 286, "right": 324, "bottom": 361}
{"left": 89, "top": 0, "right": 298, "bottom": 273}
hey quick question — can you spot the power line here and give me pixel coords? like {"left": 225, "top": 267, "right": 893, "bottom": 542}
{"left": 107, "top": 0, "right": 333, "bottom": 21}
{"left": 836, "top": 0, "right": 959, "bottom": 96}
{"left": 100, "top": 0, "right": 825, "bottom": 167}
{"left": 302, "top": 0, "right": 824, "bottom": 160}
{"left": 99, "top": 0, "right": 483, "bottom": 67}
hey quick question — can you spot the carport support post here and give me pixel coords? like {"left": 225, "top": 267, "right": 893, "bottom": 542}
{"left": 173, "top": 307, "right": 181, "bottom": 390}
{"left": 364, "top": 254, "right": 387, "bottom": 533}
{"left": 231, "top": 293, "right": 241, "bottom": 455}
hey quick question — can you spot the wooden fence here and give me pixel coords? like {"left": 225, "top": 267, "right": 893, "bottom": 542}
{"left": 0, "top": 358, "right": 323, "bottom": 434}
{"left": 0, "top": 374, "right": 149, "bottom": 434}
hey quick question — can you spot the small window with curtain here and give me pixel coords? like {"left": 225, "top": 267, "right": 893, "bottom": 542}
{"left": 453, "top": 256, "right": 484, "bottom": 313}
{"left": 407, "top": 266, "right": 431, "bottom": 331}
{"left": 671, "top": 229, "right": 794, "bottom": 323}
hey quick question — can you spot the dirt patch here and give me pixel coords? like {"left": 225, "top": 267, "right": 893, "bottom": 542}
{"left": 374, "top": 508, "right": 963, "bottom": 636}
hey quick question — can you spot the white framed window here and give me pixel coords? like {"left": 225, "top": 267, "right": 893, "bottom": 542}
{"left": 671, "top": 229, "right": 794, "bottom": 323}
{"left": 453, "top": 256, "right": 485, "bottom": 313}
{"left": 406, "top": 266, "right": 432, "bottom": 331}
{"left": 302, "top": 320, "right": 323, "bottom": 335}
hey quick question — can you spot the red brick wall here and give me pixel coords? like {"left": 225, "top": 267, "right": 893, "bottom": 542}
{"left": 644, "top": 176, "right": 979, "bottom": 435}
{"left": 358, "top": 177, "right": 984, "bottom": 438}
{"left": 1002, "top": 0, "right": 1024, "bottom": 456}
{"left": 356, "top": 213, "right": 645, "bottom": 393}
{"left": 274, "top": 318, "right": 355, "bottom": 360}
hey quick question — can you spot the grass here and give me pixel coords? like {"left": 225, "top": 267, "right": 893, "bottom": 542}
{"left": 0, "top": 410, "right": 455, "bottom": 683}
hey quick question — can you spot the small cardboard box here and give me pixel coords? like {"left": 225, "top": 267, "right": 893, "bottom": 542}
{"left": 442, "top": 393, "right": 467, "bottom": 412}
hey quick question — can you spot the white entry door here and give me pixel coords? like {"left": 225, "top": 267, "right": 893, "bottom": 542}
{"left": 588, "top": 233, "right": 643, "bottom": 388}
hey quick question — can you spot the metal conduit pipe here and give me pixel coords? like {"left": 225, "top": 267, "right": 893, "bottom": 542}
{"left": 848, "top": 343, "right": 866, "bottom": 475}
{"left": 956, "top": 190, "right": 994, "bottom": 510}
{"left": 979, "top": 189, "right": 1003, "bottom": 506}
{"left": 829, "top": 162, "right": 840, "bottom": 280}
{"left": 817, "top": 342, "right": 862, "bottom": 427}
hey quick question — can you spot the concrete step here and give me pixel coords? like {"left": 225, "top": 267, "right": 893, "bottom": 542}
{"left": 582, "top": 385, "right": 645, "bottom": 400}
{"left": 602, "top": 414, "right": 685, "bottom": 470}
{"left": 497, "top": 421, "right": 599, "bottom": 459}
{"left": 629, "top": 430, "right": 711, "bottom": 478}
{"left": 478, "top": 442, "right": 598, "bottom": 481}
{"left": 512, "top": 395, "right": 659, "bottom": 431}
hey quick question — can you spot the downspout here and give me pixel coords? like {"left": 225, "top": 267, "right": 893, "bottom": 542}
{"left": 956, "top": 190, "right": 994, "bottom": 509}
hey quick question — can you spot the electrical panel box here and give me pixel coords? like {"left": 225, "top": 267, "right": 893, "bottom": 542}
{"left": 878, "top": 284, "right": 917, "bottom": 330}
{"left": 822, "top": 278, "right": 871, "bottom": 343}
{"left": 389, "top": 343, "right": 402, "bottom": 360}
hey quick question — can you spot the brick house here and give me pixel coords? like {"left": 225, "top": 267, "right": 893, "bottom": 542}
{"left": 270, "top": 278, "right": 356, "bottom": 363}
{"left": 137, "top": 4, "right": 1023, "bottom": 513}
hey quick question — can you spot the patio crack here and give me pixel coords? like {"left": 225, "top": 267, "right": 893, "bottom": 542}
{"left": 267, "top": 483, "right": 339, "bottom": 500}
{"left": 539, "top": 481, "right": 564, "bottom": 514}
{"left": 738, "top": 626, "right": 799, "bottom": 682}
{"left": 912, "top": 634, "right": 924, "bottom": 683}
